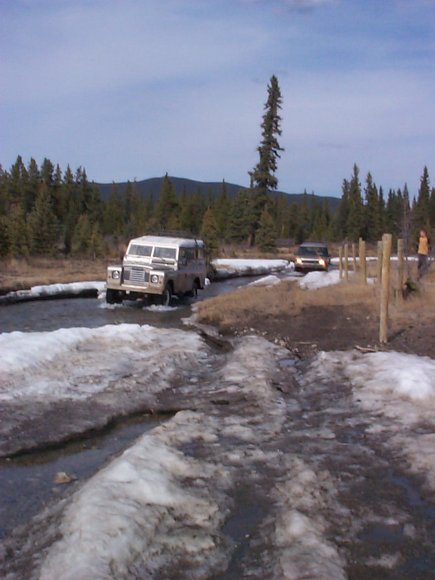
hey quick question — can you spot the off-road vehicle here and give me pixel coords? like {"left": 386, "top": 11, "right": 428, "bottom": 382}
{"left": 294, "top": 242, "right": 331, "bottom": 272}
{"left": 106, "top": 235, "right": 207, "bottom": 305}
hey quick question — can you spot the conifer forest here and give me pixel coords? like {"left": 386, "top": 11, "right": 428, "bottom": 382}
{"left": 1, "top": 156, "right": 434, "bottom": 260}
{"left": 1, "top": 75, "right": 434, "bottom": 259}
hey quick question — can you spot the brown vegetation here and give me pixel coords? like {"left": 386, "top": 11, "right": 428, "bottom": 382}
{"left": 197, "top": 268, "right": 435, "bottom": 358}
{"left": 0, "top": 258, "right": 107, "bottom": 294}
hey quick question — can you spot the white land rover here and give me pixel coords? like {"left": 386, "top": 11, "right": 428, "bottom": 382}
{"left": 106, "top": 235, "right": 207, "bottom": 305}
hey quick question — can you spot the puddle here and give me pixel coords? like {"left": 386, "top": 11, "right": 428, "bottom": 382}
{"left": 0, "top": 414, "right": 163, "bottom": 539}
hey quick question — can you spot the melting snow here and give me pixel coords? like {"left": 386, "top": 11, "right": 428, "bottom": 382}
{"left": 298, "top": 270, "right": 343, "bottom": 290}
{"left": 307, "top": 349, "right": 435, "bottom": 491}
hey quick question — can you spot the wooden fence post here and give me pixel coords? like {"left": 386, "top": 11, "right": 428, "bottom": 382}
{"left": 344, "top": 243, "right": 349, "bottom": 281}
{"left": 360, "top": 239, "right": 367, "bottom": 283}
{"left": 379, "top": 233, "right": 392, "bottom": 343}
{"left": 339, "top": 246, "right": 343, "bottom": 279}
{"left": 352, "top": 243, "right": 357, "bottom": 271}
{"left": 396, "top": 238, "right": 405, "bottom": 302}
{"left": 377, "top": 240, "right": 383, "bottom": 284}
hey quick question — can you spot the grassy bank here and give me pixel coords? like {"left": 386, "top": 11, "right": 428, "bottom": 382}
{"left": 0, "top": 258, "right": 108, "bottom": 294}
{"left": 196, "top": 267, "right": 435, "bottom": 350}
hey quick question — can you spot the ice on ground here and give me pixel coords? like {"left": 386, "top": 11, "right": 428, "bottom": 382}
{"left": 309, "top": 350, "right": 435, "bottom": 411}
{"left": 0, "top": 324, "right": 206, "bottom": 402}
{"left": 143, "top": 304, "right": 179, "bottom": 312}
{"left": 307, "top": 349, "right": 435, "bottom": 491}
{"left": 249, "top": 274, "right": 281, "bottom": 287}
{"left": 1, "top": 281, "right": 105, "bottom": 303}
{"left": 30, "top": 281, "right": 105, "bottom": 297}
{"left": 31, "top": 337, "right": 299, "bottom": 578}
{"left": 298, "top": 269, "right": 343, "bottom": 290}
{"left": 40, "top": 415, "right": 231, "bottom": 580}
{"left": 212, "top": 258, "right": 289, "bottom": 279}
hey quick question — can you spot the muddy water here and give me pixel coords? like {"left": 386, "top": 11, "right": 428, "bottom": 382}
{"left": 1, "top": 279, "right": 435, "bottom": 578}
{"left": 0, "top": 415, "right": 164, "bottom": 539}
{"left": 0, "top": 277, "right": 253, "bottom": 538}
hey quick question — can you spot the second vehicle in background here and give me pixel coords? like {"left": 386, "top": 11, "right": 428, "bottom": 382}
{"left": 294, "top": 242, "right": 331, "bottom": 272}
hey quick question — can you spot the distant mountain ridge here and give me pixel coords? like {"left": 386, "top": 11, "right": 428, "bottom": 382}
{"left": 95, "top": 175, "right": 340, "bottom": 210}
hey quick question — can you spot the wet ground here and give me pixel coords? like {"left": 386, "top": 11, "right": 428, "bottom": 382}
{"left": 1, "top": 278, "right": 435, "bottom": 578}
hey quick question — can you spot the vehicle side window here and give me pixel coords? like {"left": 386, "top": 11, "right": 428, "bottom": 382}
{"left": 179, "top": 248, "right": 188, "bottom": 266}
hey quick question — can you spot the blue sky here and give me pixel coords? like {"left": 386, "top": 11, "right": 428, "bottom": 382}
{"left": 1, "top": 0, "right": 435, "bottom": 197}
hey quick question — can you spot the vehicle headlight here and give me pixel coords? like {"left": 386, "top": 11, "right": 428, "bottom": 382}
{"left": 151, "top": 274, "right": 160, "bottom": 284}
{"left": 296, "top": 258, "right": 302, "bottom": 264}
{"left": 112, "top": 270, "right": 120, "bottom": 279}
{"left": 319, "top": 259, "right": 326, "bottom": 267}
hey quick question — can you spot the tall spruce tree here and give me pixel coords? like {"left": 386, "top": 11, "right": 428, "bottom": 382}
{"left": 248, "top": 75, "right": 284, "bottom": 244}
{"left": 346, "top": 164, "right": 364, "bottom": 241}
{"left": 27, "top": 182, "right": 59, "bottom": 255}
{"left": 256, "top": 208, "right": 277, "bottom": 252}
{"left": 155, "top": 174, "right": 179, "bottom": 231}
{"left": 414, "top": 166, "right": 431, "bottom": 232}
{"left": 364, "top": 172, "right": 381, "bottom": 242}
{"left": 200, "top": 208, "right": 219, "bottom": 259}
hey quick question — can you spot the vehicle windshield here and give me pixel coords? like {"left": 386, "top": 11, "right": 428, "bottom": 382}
{"left": 128, "top": 244, "right": 152, "bottom": 257}
{"left": 153, "top": 246, "right": 177, "bottom": 260}
{"left": 298, "top": 245, "right": 328, "bottom": 257}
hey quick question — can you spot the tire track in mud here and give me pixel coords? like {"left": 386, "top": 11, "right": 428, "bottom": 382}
{"left": 1, "top": 337, "right": 435, "bottom": 578}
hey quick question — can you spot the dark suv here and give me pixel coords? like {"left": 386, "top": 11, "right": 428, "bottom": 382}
{"left": 294, "top": 242, "right": 330, "bottom": 272}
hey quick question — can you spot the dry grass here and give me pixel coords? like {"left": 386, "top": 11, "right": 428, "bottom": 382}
{"left": 197, "top": 268, "right": 435, "bottom": 335}
{"left": 0, "top": 258, "right": 107, "bottom": 293}
{"left": 197, "top": 277, "right": 379, "bottom": 331}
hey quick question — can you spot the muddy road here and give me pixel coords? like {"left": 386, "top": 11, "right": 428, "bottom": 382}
{"left": 1, "top": 282, "right": 435, "bottom": 578}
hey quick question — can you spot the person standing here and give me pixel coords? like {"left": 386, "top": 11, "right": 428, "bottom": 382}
{"left": 417, "top": 228, "right": 430, "bottom": 279}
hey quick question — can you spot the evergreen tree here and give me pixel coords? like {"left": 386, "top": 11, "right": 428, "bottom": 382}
{"left": 227, "top": 190, "right": 254, "bottom": 243}
{"left": 214, "top": 181, "right": 231, "bottom": 240}
{"left": 333, "top": 179, "right": 350, "bottom": 240}
{"left": 346, "top": 164, "right": 364, "bottom": 241}
{"left": 248, "top": 75, "right": 284, "bottom": 244}
{"left": 0, "top": 215, "right": 9, "bottom": 257}
{"left": 384, "top": 189, "right": 401, "bottom": 239}
{"left": 200, "top": 208, "right": 219, "bottom": 259}
{"left": 295, "top": 190, "right": 311, "bottom": 243}
{"left": 27, "top": 182, "right": 59, "bottom": 255}
{"left": 256, "top": 208, "right": 277, "bottom": 252}
{"left": 414, "top": 166, "right": 431, "bottom": 232}
{"left": 155, "top": 174, "right": 179, "bottom": 230}
{"left": 364, "top": 172, "right": 382, "bottom": 242}
{"left": 7, "top": 203, "right": 29, "bottom": 256}
{"left": 102, "top": 183, "right": 124, "bottom": 237}
{"left": 71, "top": 213, "right": 93, "bottom": 256}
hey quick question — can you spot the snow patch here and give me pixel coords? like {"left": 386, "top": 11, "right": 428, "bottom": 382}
{"left": 212, "top": 258, "right": 288, "bottom": 279}
{"left": 0, "top": 324, "right": 206, "bottom": 402}
{"left": 249, "top": 274, "right": 281, "bottom": 287}
{"left": 40, "top": 417, "right": 230, "bottom": 579}
{"left": 298, "top": 270, "right": 343, "bottom": 290}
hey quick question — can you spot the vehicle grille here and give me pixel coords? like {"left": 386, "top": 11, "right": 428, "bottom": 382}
{"left": 123, "top": 266, "right": 149, "bottom": 286}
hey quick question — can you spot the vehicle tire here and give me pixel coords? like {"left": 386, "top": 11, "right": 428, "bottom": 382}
{"left": 161, "top": 285, "right": 172, "bottom": 306}
{"left": 188, "top": 280, "right": 199, "bottom": 298}
{"left": 106, "top": 288, "right": 118, "bottom": 304}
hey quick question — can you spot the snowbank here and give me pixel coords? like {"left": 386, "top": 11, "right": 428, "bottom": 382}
{"left": 212, "top": 258, "right": 289, "bottom": 279}
{"left": 307, "top": 349, "right": 435, "bottom": 491}
{"left": 0, "top": 281, "right": 105, "bottom": 304}
{"left": 40, "top": 420, "right": 230, "bottom": 579}
{"left": 298, "top": 269, "right": 343, "bottom": 290}
{"left": 0, "top": 324, "right": 205, "bottom": 403}
{"left": 249, "top": 274, "right": 282, "bottom": 287}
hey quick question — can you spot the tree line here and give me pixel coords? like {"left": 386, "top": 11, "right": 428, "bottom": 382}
{"left": 0, "top": 156, "right": 433, "bottom": 259}
{"left": 1, "top": 75, "right": 434, "bottom": 258}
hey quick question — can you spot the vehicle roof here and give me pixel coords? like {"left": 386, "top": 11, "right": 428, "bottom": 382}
{"left": 298, "top": 242, "right": 328, "bottom": 247}
{"left": 128, "top": 235, "right": 204, "bottom": 248}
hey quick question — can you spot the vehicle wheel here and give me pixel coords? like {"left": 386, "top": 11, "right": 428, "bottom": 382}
{"left": 106, "top": 288, "right": 118, "bottom": 304}
{"left": 161, "top": 285, "right": 172, "bottom": 306}
{"left": 188, "top": 280, "right": 199, "bottom": 298}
